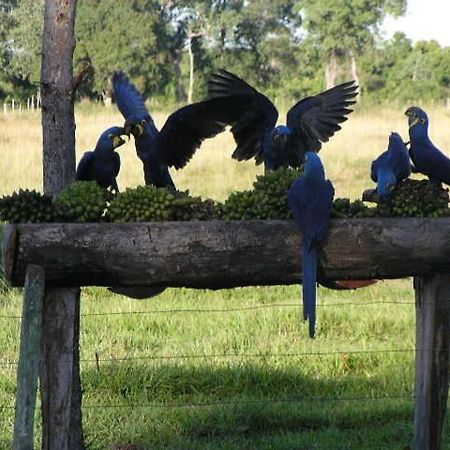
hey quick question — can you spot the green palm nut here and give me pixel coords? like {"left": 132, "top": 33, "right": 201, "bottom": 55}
{"left": 57, "top": 181, "right": 107, "bottom": 222}
{"left": 370, "top": 179, "right": 450, "bottom": 217}
{"left": 0, "top": 189, "right": 68, "bottom": 223}
{"left": 107, "top": 185, "right": 175, "bottom": 222}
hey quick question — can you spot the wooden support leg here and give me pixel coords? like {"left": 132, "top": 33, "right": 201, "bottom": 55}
{"left": 414, "top": 274, "right": 450, "bottom": 450}
{"left": 13, "top": 265, "right": 45, "bottom": 450}
{"left": 40, "top": 288, "right": 84, "bottom": 450}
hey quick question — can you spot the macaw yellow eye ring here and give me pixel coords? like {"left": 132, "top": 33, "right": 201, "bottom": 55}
{"left": 140, "top": 119, "right": 147, "bottom": 126}
{"left": 420, "top": 118, "right": 425, "bottom": 124}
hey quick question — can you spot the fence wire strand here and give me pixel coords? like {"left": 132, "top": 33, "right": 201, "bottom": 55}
{"left": 0, "top": 347, "right": 428, "bottom": 367}
{"left": 0, "top": 300, "right": 415, "bottom": 320}
{"left": 1, "top": 393, "right": 419, "bottom": 411}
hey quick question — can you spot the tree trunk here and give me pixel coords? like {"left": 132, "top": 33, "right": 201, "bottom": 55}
{"left": 40, "top": 1, "right": 84, "bottom": 449}
{"left": 349, "top": 50, "right": 360, "bottom": 99}
{"left": 187, "top": 35, "right": 195, "bottom": 103}
{"left": 325, "top": 49, "right": 339, "bottom": 89}
{"left": 172, "top": 49, "right": 186, "bottom": 102}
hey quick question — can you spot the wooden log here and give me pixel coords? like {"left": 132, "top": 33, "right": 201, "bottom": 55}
{"left": 5, "top": 218, "right": 450, "bottom": 288}
{"left": 13, "top": 265, "right": 45, "bottom": 450}
{"left": 413, "top": 275, "right": 450, "bottom": 450}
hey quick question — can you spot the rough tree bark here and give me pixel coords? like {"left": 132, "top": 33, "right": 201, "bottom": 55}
{"left": 349, "top": 50, "right": 360, "bottom": 98}
{"left": 325, "top": 49, "right": 339, "bottom": 89}
{"left": 40, "top": 1, "right": 84, "bottom": 449}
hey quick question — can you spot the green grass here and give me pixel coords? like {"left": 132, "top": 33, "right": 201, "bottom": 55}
{"left": 2, "top": 279, "right": 448, "bottom": 449}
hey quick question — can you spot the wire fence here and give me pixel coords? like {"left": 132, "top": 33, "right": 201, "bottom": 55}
{"left": 0, "top": 290, "right": 434, "bottom": 448}
{"left": 0, "top": 299, "right": 416, "bottom": 320}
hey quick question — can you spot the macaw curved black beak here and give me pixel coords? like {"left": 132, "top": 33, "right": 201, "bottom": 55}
{"left": 362, "top": 188, "right": 379, "bottom": 203}
{"left": 112, "top": 135, "right": 126, "bottom": 149}
{"left": 124, "top": 121, "right": 144, "bottom": 138}
{"left": 273, "top": 133, "right": 288, "bottom": 145}
{"left": 405, "top": 108, "right": 419, "bottom": 128}
{"left": 124, "top": 121, "right": 133, "bottom": 137}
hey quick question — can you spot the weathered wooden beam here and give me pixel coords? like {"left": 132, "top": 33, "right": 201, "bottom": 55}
{"left": 413, "top": 275, "right": 450, "bottom": 450}
{"left": 13, "top": 265, "right": 45, "bottom": 450}
{"left": 4, "top": 218, "right": 450, "bottom": 288}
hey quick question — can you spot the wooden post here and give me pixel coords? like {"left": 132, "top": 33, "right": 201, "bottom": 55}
{"left": 40, "top": 1, "right": 84, "bottom": 449}
{"left": 414, "top": 274, "right": 450, "bottom": 450}
{"left": 40, "top": 287, "right": 82, "bottom": 450}
{"left": 13, "top": 265, "right": 45, "bottom": 450}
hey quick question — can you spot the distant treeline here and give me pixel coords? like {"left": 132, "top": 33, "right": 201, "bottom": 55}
{"left": 1, "top": 0, "right": 449, "bottom": 106}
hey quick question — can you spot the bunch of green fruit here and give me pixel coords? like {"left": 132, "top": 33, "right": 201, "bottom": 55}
{"left": 169, "top": 192, "right": 220, "bottom": 221}
{"left": 56, "top": 181, "right": 108, "bottom": 222}
{"left": 376, "top": 179, "right": 450, "bottom": 218}
{"left": 220, "top": 190, "right": 259, "bottom": 220}
{"left": 0, "top": 189, "right": 68, "bottom": 223}
{"left": 108, "top": 185, "right": 175, "bottom": 222}
{"left": 221, "top": 167, "right": 303, "bottom": 220}
{"left": 332, "top": 198, "right": 378, "bottom": 218}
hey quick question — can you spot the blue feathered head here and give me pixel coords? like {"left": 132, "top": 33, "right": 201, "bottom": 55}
{"left": 405, "top": 106, "right": 428, "bottom": 131}
{"left": 96, "top": 126, "right": 126, "bottom": 151}
{"left": 271, "top": 125, "right": 291, "bottom": 145}
{"left": 304, "top": 151, "right": 325, "bottom": 179}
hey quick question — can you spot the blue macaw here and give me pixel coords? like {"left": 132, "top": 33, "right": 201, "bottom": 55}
{"left": 76, "top": 126, "right": 126, "bottom": 191}
{"left": 111, "top": 71, "right": 253, "bottom": 190}
{"left": 370, "top": 132, "right": 411, "bottom": 199}
{"left": 406, "top": 106, "right": 450, "bottom": 185}
{"left": 288, "top": 152, "right": 335, "bottom": 338}
{"left": 207, "top": 70, "right": 358, "bottom": 170}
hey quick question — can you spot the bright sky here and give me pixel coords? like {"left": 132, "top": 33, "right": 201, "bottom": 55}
{"left": 382, "top": 0, "right": 450, "bottom": 47}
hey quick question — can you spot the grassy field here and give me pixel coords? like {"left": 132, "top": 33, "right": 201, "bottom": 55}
{"left": 0, "top": 104, "right": 449, "bottom": 449}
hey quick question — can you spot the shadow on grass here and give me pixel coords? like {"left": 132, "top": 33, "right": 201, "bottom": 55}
{"left": 81, "top": 362, "right": 415, "bottom": 449}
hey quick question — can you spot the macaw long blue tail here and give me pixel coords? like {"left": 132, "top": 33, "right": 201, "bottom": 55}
{"left": 302, "top": 244, "right": 317, "bottom": 338}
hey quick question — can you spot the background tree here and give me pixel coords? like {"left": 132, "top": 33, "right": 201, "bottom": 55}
{"left": 301, "top": 0, "right": 407, "bottom": 89}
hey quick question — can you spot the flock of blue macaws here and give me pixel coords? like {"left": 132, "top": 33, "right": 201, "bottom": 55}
{"left": 76, "top": 69, "right": 450, "bottom": 337}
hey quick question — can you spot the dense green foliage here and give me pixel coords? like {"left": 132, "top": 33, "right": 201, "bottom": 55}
{"left": 1, "top": 1, "right": 450, "bottom": 104}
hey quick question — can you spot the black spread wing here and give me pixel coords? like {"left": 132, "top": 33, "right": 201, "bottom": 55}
{"left": 160, "top": 96, "right": 253, "bottom": 169}
{"left": 286, "top": 81, "right": 358, "bottom": 153}
{"left": 207, "top": 69, "right": 278, "bottom": 162}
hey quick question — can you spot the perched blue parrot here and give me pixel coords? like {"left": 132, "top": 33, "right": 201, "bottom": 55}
{"left": 76, "top": 126, "right": 126, "bottom": 191}
{"left": 288, "top": 152, "right": 335, "bottom": 338}
{"left": 207, "top": 70, "right": 358, "bottom": 170}
{"left": 370, "top": 132, "right": 411, "bottom": 199}
{"left": 111, "top": 71, "right": 254, "bottom": 190}
{"left": 406, "top": 106, "right": 450, "bottom": 185}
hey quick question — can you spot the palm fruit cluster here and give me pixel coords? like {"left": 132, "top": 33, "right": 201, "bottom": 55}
{"left": 221, "top": 167, "right": 303, "bottom": 220}
{"left": 56, "top": 181, "right": 108, "bottom": 222}
{"left": 169, "top": 192, "right": 220, "bottom": 221}
{"left": 108, "top": 185, "right": 175, "bottom": 222}
{"left": 332, "top": 198, "right": 378, "bottom": 218}
{"left": 375, "top": 179, "right": 450, "bottom": 218}
{"left": 0, "top": 189, "right": 68, "bottom": 223}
